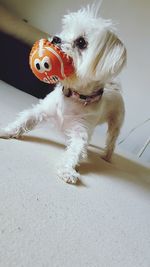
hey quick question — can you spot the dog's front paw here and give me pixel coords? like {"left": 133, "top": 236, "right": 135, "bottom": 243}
{"left": 0, "top": 127, "right": 22, "bottom": 139}
{"left": 0, "top": 129, "right": 13, "bottom": 139}
{"left": 57, "top": 167, "right": 80, "bottom": 184}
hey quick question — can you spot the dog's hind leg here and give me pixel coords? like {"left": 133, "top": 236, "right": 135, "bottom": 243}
{"left": 101, "top": 114, "right": 124, "bottom": 162}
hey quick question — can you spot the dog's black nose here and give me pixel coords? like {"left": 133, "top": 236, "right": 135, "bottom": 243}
{"left": 51, "top": 36, "right": 62, "bottom": 45}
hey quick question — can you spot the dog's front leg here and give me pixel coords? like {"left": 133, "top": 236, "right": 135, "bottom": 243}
{"left": 57, "top": 125, "right": 89, "bottom": 184}
{"left": 0, "top": 91, "right": 57, "bottom": 139}
{"left": 0, "top": 103, "right": 47, "bottom": 139}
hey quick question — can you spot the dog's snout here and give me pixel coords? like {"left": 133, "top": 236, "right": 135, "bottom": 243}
{"left": 51, "top": 36, "right": 62, "bottom": 45}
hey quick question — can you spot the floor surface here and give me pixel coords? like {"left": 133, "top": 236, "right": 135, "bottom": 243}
{"left": 0, "top": 81, "right": 150, "bottom": 267}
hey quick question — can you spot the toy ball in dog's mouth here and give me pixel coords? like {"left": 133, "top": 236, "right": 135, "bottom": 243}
{"left": 29, "top": 39, "right": 74, "bottom": 84}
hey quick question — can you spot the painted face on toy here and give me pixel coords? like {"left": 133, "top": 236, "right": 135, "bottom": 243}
{"left": 29, "top": 39, "right": 74, "bottom": 84}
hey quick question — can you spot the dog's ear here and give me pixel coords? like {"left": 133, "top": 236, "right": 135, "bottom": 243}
{"left": 93, "top": 31, "right": 127, "bottom": 81}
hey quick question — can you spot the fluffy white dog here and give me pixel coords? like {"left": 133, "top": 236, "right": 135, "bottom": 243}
{"left": 0, "top": 6, "right": 126, "bottom": 184}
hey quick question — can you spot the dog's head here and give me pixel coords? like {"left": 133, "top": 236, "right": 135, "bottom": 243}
{"left": 51, "top": 6, "right": 126, "bottom": 88}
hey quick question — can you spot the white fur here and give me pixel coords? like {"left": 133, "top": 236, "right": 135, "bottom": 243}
{"left": 0, "top": 6, "right": 126, "bottom": 184}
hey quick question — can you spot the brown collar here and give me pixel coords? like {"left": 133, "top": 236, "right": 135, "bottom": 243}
{"left": 62, "top": 87, "right": 104, "bottom": 106}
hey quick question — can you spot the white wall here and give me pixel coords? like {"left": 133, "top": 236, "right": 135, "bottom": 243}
{"left": 100, "top": 0, "right": 150, "bottom": 163}
{"left": 1, "top": 0, "right": 150, "bottom": 163}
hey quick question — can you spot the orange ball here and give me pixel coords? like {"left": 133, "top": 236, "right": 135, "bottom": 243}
{"left": 29, "top": 39, "right": 74, "bottom": 84}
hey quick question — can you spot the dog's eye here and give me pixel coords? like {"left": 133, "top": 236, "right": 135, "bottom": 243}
{"left": 51, "top": 36, "right": 62, "bottom": 45}
{"left": 74, "top": 37, "right": 88, "bottom": 50}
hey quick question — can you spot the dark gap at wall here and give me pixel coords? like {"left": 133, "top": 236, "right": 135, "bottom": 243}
{"left": 0, "top": 31, "right": 54, "bottom": 99}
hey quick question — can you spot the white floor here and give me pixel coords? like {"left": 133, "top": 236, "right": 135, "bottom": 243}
{"left": 0, "top": 81, "right": 150, "bottom": 267}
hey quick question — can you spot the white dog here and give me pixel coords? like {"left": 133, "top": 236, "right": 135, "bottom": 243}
{"left": 0, "top": 6, "right": 126, "bottom": 184}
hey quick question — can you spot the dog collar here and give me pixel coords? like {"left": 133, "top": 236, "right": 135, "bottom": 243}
{"left": 62, "top": 87, "right": 103, "bottom": 105}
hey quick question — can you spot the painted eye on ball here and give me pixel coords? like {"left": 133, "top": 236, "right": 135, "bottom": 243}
{"left": 41, "top": 56, "right": 51, "bottom": 71}
{"left": 74, "top": 37, "right": 88, "bottom": 50}
{"left": 34, "top": 58, "right": 44, "bottom": 73}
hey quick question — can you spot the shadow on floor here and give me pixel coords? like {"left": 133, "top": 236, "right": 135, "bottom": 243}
{"left": 21, "top": 134, "right": 150, "bottom": 190}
